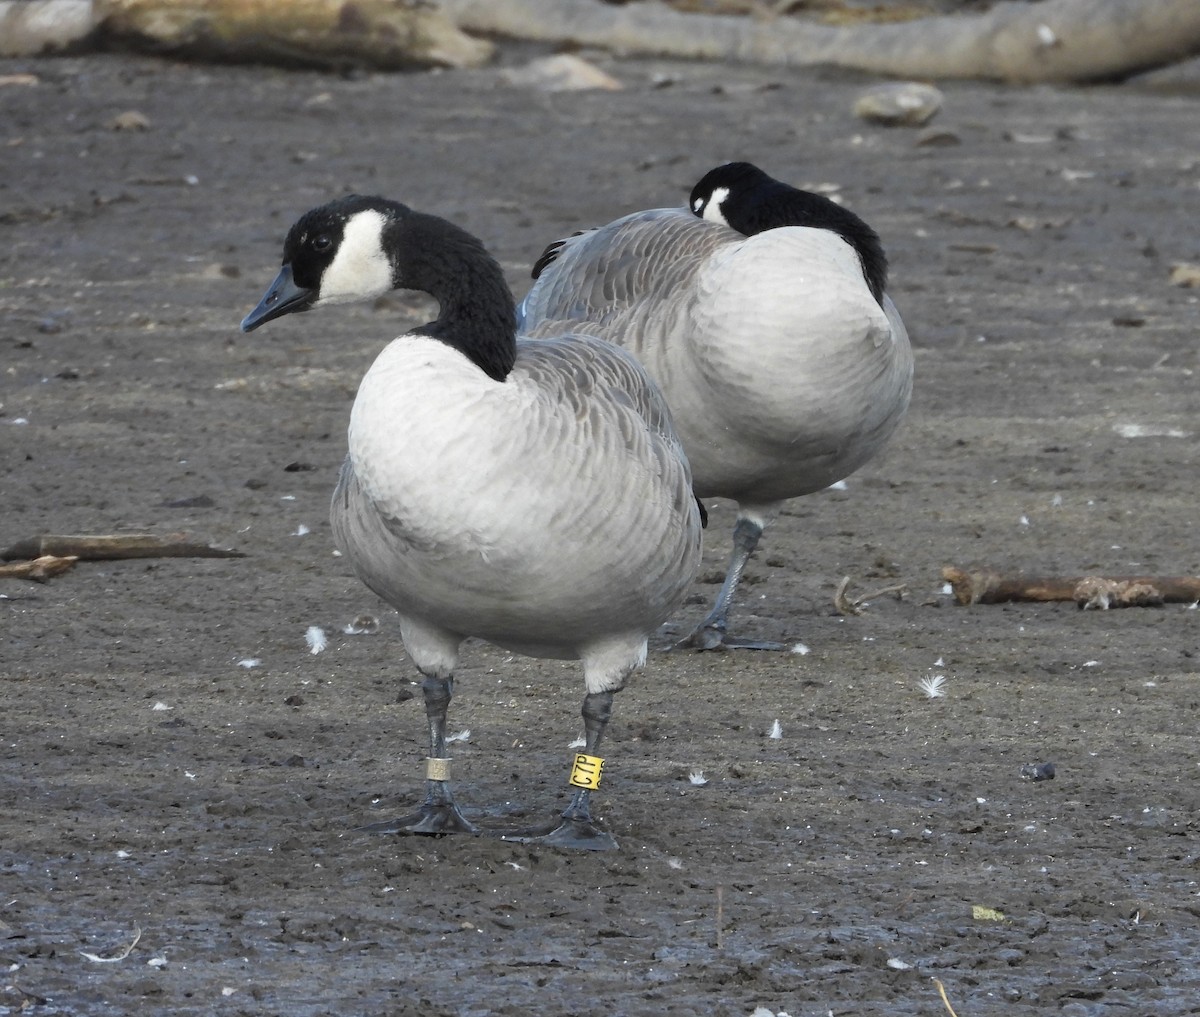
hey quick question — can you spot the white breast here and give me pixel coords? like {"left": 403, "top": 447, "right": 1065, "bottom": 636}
{"left": 333, "top": 332, "right": 701, "bottom": 655}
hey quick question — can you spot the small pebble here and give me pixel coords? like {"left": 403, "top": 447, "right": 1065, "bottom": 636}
{"left": 1021, "top": 762, "right": 1056, "bottom": 782}
{"left": 853, "top": 82, "right": 942, "bottom": 126}
{"left": 501, "top": 54, "right": 621, "bottom": 93}
{"left": 915, "top": 127, "right": 961, "bottom": 148}
{"left": 159, "top": 494, "right": 215, "bottom": 509}
{"left": 1169, "top": 262, "right": 1200, "bottom": 288}
{"left": 107, "top": 110, "right": 150, "bottom": 131}
{"left": 344, "top": 614, "right": 380, "bottom": 635}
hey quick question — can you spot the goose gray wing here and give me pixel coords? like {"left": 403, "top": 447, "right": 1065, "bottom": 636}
{"left": 513, "top": 332, "right": 704, "bottom": 539}
{"left": 518, "top": 208, "right": 734, "bottom": 351}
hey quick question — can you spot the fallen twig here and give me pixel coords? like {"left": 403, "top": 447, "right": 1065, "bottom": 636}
{"left": 933, "top": 977, "right": 960, "bottom": 1017}
{"left": 1, "top": 533, "right": 245, "bottom": 562}
{"left": 0, "top": 554, "right": 78, "bottom": 582}
{"left": 79, "top": 925, "right": 142, "bottom": 963}
{"left": 833, "top": 575, "right": 908, "bottom": 616}
{"left": 942, "top": 566, "right": 1200, "bottom": 609}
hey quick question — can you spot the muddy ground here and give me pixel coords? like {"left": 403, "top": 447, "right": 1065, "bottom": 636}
{"left": 1, "top": 43, "right": 1199, "bottom": 1017}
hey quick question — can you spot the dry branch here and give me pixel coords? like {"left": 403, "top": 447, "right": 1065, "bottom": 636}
{"left": 439, "top": 0, "right": 1200, "bottom": 84}
{"left": 833, "top": 575, "right": 908, "bottom": 615}
{"left": 0, "top": 555, "right": 79, "bottom": 582}
{"left": 1, "top": 533, "right": 246, "bottom": 562}
{"left": 942, "top": 566, "right": 1200, "bottom": 608}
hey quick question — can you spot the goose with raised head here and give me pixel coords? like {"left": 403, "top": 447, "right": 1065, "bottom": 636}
{"left": 518, "top": 162, "right": 913, "bottom": 651}
{"left": 242, "top": 195, "right": 704, "bottom": 850}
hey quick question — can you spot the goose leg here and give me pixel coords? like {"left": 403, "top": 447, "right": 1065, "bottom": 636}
{"left": 360, "top": 673, "right": 478, "bottom": 836}
{"left": 677, "top": 515, "right": 789, "bottom": 651}
{"left": 503, "top": 691, "right": 619, "bottom": 851}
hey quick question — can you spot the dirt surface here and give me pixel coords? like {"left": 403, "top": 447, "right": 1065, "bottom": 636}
{"left": 2, "top": 46, "right": 1199, "bottom": 1017}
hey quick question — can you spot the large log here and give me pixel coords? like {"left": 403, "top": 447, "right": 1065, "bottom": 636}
{"left": 438, "top": 0, "right": 1200, "bottom": 84}
{"left": 0, "top": 0, "right": 493, "bottom": 69}
{"left": 0, "top": 0, "right": 98, "bottom": 55}
{"left": 98, "top": 0, "right": 492, "bottom": 69}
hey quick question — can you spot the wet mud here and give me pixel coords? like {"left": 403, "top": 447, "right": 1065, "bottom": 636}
{"left": 2, "top": 49, "right": 1199, "bottom": 1016}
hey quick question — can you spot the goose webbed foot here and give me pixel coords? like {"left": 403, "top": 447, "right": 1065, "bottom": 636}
{"left": 504, "top": 796, "right": 624, "bottom": 849}
{"left": 363, "top": 672, "right": 481, "bottom": 836}
{"left": 501, "top": 815, "right": 618, "bottom": 851}
{"left": 359, "top": 800, "right": 478, "bottom": 837}
{"left": 675, "top": 618, "right": 791, "bottom": 652}
{"left": 501, "top": 769, "right": 618, "bottom": 851}
{"left": 674, "top": 514, "right": 792, "bottom": 650}
{"left": 724, "top": 635, "right": 792, "bottom": 650}
{"left": 674, "top": 618, "right": 728, "bottom": 651}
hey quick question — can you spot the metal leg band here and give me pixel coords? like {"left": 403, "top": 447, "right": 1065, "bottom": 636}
{"left": 425, "top": 757, "right": 452, "bottom": 782}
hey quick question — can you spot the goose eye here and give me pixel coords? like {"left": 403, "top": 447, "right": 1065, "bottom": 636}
{"left": 312, "top": 235, "right": 332, "bottom": 252}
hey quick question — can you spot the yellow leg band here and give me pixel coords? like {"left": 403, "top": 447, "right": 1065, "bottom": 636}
{"left": 569, "top": 753, "right": 605, "bottom": 790}
{"left": 425, "top": 757, "right": 452, "bottom": 782}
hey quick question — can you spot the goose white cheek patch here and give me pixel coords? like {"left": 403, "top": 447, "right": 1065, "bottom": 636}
{"left": 317, "top": 209, "right": 392, "bottom": 305}
{"left": 700, "top": 185, "right": 730, "bottom": 226}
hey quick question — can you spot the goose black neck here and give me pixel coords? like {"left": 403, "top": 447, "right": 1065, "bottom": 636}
{"left": 390, "top": 212, "right": 518, "bottom": 382}
{"left": 727, "top": 176, "right": 889, "bottom": 304}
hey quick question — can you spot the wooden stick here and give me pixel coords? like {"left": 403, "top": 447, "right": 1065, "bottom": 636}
{"left": 0, "top": 555, "right": 78, "bottom": 582}
{"left": 942, "top": 566, "right": 1200, "bottom": 608}
{"left": 833, "top": 575, "right": 908, "bottom": 616}
{"left": 1, "top": 533, "right": 246, "bottom": 562}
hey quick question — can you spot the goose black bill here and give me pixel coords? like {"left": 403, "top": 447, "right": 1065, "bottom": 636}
{"left": 241, "top": 264, "right": 315, "bottom": 332}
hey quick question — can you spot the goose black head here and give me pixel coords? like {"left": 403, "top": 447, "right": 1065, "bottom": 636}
{"left": 689, "top": 161, "right": 770, "bottom": 230}
{"left": 241, "top": 195, "right": 404, "bottom": 333}
{"left": 689, "top": 161, "right": 888, "bottom": 303}
{"left": 242, "top": 195, "right": 518, "bottom": 382}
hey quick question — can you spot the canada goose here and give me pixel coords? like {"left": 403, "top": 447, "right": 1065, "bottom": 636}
{"left": 241, "top": 195, "right": 703, "bottom": 849}
{"left": 518, "top": 162, "right": 913, "bottom": 651}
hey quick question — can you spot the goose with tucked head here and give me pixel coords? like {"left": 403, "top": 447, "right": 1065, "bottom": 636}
{"left": 243, "top": 195, "right": 704, "bottom": 849}
{"left": 519, "top": 162, "right": 913, "bottom": 651}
